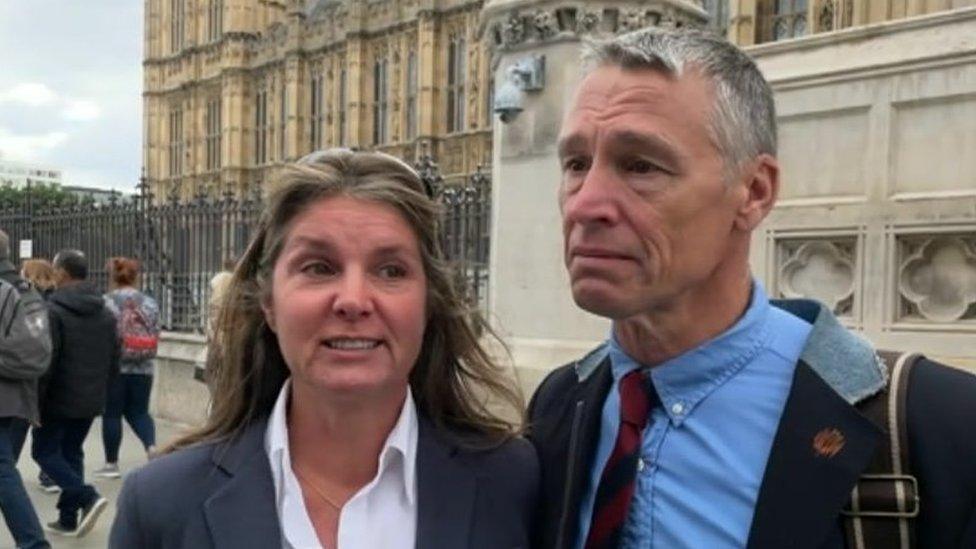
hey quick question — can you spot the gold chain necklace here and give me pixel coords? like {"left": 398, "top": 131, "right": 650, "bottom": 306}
{"left": 293, "top": 466, "right": 344, "bottom": 511}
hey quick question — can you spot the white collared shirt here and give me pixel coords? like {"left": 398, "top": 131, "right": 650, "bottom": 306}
{"left": 264, "top": 379, "right": 418, "bottom": 549}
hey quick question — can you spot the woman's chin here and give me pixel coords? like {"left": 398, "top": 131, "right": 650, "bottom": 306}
{"left": 293, "top": 372, "right": 406, "bottom": 403}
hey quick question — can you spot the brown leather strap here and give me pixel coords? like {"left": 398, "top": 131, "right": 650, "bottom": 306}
{"left": 842, "top": 351, "right": 921, "bottom": 549}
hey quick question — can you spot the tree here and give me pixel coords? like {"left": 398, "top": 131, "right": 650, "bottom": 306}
{"left": 0, "top": 183, "right": 86, "bottom": 209}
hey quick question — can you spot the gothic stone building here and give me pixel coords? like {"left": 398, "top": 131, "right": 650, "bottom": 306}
{"left": 143, "top": 0, "right": 493, "bottom": 200}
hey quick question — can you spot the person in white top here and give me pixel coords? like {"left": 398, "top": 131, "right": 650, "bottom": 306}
{"left": 108, "top": 149, "right": 539, "bottom": 549}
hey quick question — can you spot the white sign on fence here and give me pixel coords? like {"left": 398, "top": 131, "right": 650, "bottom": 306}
{"left": 18, "top": 239, "right": 32, "bottom": 259}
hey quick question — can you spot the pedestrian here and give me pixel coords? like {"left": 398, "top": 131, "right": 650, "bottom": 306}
{"left": 95, "top": 256, "right": 159, "bottom": 479}
{"left": 18, "top": 257, "right": 61, "bottom": 494}
{"left": 31, "top": 249, "right": 118, "bottom": 537}
{"left": 0, "top": 236, "right": 52, "bottom": 466}
{"left": 0, "top": 234, "right": 53, "bottom": 549}
{"left": 529, "top": 28, "right": 976, "bottom": 548}
{"left": 110, "top": 149, "right": 538, "bottom": 548}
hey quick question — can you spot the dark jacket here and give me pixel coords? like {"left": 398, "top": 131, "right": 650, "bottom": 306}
{"left": 528, "top": 299, "right": 976, "bottom": 549}
{"left": 109, "top": 415, "right": 539, "bottom": 549}
{"left": 43, "top": 281, "right": 120, "bottom": 418}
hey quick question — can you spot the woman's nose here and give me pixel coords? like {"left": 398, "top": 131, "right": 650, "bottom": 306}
{"left": 332, "top": 273, "right": 373, "bottom": 320}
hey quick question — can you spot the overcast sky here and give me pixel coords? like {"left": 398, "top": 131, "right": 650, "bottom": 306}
{"left": 0, "top": 1, "right": 142, "bottom": 191}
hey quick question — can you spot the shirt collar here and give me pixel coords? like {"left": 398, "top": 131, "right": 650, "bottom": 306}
{"left": 609, "top": 280, "right": 773, "bottom": 426}
{"left": 264, "top": 378, "right": 419, "bottom": 506}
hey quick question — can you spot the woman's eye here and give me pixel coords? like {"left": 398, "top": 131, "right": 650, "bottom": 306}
{"left": 378, "top": 264, "right": 407, "bottom": 279}
{"left": 301, "top": 262, "right": 335, "bottom": 276}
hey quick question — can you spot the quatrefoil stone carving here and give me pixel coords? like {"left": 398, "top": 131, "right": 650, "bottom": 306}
{"left": 899, "top": 237, "right": 976, "bottom": 323}
{"left": 779, "top": 240, "right": 855, "bottom": 313}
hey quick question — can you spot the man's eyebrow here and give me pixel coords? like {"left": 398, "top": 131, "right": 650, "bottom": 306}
{"left": 557, "top": 134, "right": 588, "bottom": 159}
{"left": 606, "top": 129, "right": 682, "bottom": 166}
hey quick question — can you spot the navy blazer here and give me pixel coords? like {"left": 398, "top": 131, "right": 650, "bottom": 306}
{"left": 109, "top": 416, "right": 538, "bottom": 548}
{"left": 528, "top": 300, "right": 976, "bottom": 548}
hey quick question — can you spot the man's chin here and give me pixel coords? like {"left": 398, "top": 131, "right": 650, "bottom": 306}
{"left": 571, "top": 285, "right": 637, "bottom": 320}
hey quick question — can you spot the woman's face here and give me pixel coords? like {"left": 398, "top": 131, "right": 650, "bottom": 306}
{"left": 263, "top": 196, "right": 428, "bottom": 403}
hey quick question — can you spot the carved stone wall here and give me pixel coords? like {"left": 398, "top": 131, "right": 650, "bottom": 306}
{"left": 484, "top": 2, "right": 705, "bottom": 53}
{"left": 144, "top": 0, "right": 493, "bottom": 201}
{"left": 750, "top": 9, "right": 976, "bottom": 363}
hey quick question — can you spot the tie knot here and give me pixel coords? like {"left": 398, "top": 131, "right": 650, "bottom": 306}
{"left": 619, "top": 370, "right": 654, "bottom": 427}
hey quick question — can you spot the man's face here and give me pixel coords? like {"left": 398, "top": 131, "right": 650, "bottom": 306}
{"left": 557, "top": 65, "right": 749, "bottom": 319}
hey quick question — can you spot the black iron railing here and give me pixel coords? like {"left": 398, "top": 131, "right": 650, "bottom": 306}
{"left": 0, "top": 156, "right": 490, "bottom": 333}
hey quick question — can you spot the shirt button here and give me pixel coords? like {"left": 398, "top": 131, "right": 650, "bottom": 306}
{"left": 671, "top": 402, "right": 685, "bottom": 416}
{"left": 637, "top": 458, "right": 645, "bottom": 472}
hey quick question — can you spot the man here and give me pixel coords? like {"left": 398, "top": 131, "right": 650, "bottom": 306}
{"left": 0, "top": 265, "right": 52, "bottom": 547}
{"left": 529, "top": 29, "right": 976, "bottom": 549}
{"left": 31, "top": 249, "right": 118, "bottom": 537}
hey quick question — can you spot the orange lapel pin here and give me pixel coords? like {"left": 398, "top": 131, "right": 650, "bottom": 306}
{"left": 813, "top": 428, "right": 846, "bottom": 458}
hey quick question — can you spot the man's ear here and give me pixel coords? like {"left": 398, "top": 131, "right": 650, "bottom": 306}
{"left": 734, "top": 153, "right": 779, "bottom": 232}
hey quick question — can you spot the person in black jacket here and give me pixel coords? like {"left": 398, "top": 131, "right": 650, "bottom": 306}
{"left": 530, "top": 28, "right": 976, "bottom": 549}
{"left": 31, "top": 249, "right": 118, "bottom": 538}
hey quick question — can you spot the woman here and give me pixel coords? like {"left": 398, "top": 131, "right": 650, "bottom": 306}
{"left": 19, "top": 258, "right": 60, "bottom": 494}
{"left": 96, "top": 257, "right": 159, "bottom": 478}
{"left": 21, "top": 258, "right": 56, "bottom": 299}
{"left": 109, "top": 149, "right": 538, "bottom": 549}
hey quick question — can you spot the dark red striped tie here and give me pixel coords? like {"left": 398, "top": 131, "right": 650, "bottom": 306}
{"left": 585, "top": 369, "right": 656, "bottom": 549}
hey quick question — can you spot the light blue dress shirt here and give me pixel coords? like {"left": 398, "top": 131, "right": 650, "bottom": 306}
{"left": 575, "top": 281, "right": 813, "bottom": 548}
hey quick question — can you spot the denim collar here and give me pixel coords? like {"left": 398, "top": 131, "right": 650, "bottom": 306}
{"left": 575, "top": 292, "right": 887, "bottom": 407}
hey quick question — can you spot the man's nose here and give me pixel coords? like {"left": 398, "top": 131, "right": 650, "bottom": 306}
{"left": 562, "top": 165, "right": 620, "bottom": 227}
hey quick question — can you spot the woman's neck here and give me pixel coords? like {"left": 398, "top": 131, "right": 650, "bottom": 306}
{"left": 287, "top": 381, "right": 408, "bottom": 494}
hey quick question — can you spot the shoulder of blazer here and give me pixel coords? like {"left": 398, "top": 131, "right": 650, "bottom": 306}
{"left": 125, "top": 418, "right": 270, "bottom": 506}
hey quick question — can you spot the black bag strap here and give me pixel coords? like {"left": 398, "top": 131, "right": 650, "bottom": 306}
{"left": 842, "top": 350, "right": 922, "bottom": 549}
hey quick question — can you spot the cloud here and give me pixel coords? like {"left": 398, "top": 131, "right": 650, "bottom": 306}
{"left": 62, "top": 99, "right": 101, "bottom": 122}
{"left": 0, "top": 127, "right": 69, "bottom": 162}
{"left": 0, "top": 82, "right": 58, "bottom": 106}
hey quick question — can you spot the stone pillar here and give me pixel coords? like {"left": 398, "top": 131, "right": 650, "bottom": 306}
{"left": 417, "top": 10, "right": 439, "bottom": 141}
{"left": 482, "top": 0, "right": 708, "bottom": 392}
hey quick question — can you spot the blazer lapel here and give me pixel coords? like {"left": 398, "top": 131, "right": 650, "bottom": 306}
{"left": 415, "top": 418, "right": 477, "bottom": 549}
{"left": 747, "top": 361, "right": 883, "bottom": 548}
{"left": 203, "top": 421, "right": 282, "bottom": 548}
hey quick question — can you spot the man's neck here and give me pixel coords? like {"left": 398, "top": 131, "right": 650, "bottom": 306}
{"left": 613, "top": 270, "right": 754, "bottom": 367}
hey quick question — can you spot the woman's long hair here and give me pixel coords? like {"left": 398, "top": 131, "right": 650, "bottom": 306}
{"left": 169, "top": 149, "right": 523, "bottom": 451}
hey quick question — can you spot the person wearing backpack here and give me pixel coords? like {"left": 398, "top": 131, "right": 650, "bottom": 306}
{"left": 0, "top": 238, "right": 54, "bottom": 549}
{"left": 95, "top": 257, "right": 160, "bottom": 479}
{"left": 31, "top": 249, "right": 117, "bottom": 538}
{"left": 0, "top": 232, "right": 52, "bottom": 466}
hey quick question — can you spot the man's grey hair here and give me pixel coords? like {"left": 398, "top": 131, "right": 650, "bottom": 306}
{"left": 0, "top": 230, "right": 8, "bottom": 260}
{"left": 582, "top": 28, "right": 777, "bottom": 180}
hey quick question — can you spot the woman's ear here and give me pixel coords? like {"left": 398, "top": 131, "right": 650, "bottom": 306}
{"left": 261, "top": 298, "right": 276, "bottom": 332}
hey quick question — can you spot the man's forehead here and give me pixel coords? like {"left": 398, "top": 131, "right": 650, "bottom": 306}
{"left": 561, "top": 65, "right": 711, "bottom": 131}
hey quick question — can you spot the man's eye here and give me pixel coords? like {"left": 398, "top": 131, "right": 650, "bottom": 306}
{"left": 627, "top": 159, "right": 658, "bottom": 174}
{"left": 562, "top": 158, "right": 588, "bottom": 172}
{"left": 378, "top": 264, "right": 407, "bottom": 279}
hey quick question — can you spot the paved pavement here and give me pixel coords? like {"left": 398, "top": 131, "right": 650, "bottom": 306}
{"left": 1, "top": 418, "right": 186, "bottom": 549}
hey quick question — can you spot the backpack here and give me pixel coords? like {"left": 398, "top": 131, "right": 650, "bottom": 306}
{"left": 0, "top": 277, "right": 52, "bottom": 380}
{"left": 116, "top": 293, "right": 159, "bottom": 361}
{"left": 842, "top": 351, "right": 922, "bottom": 549}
